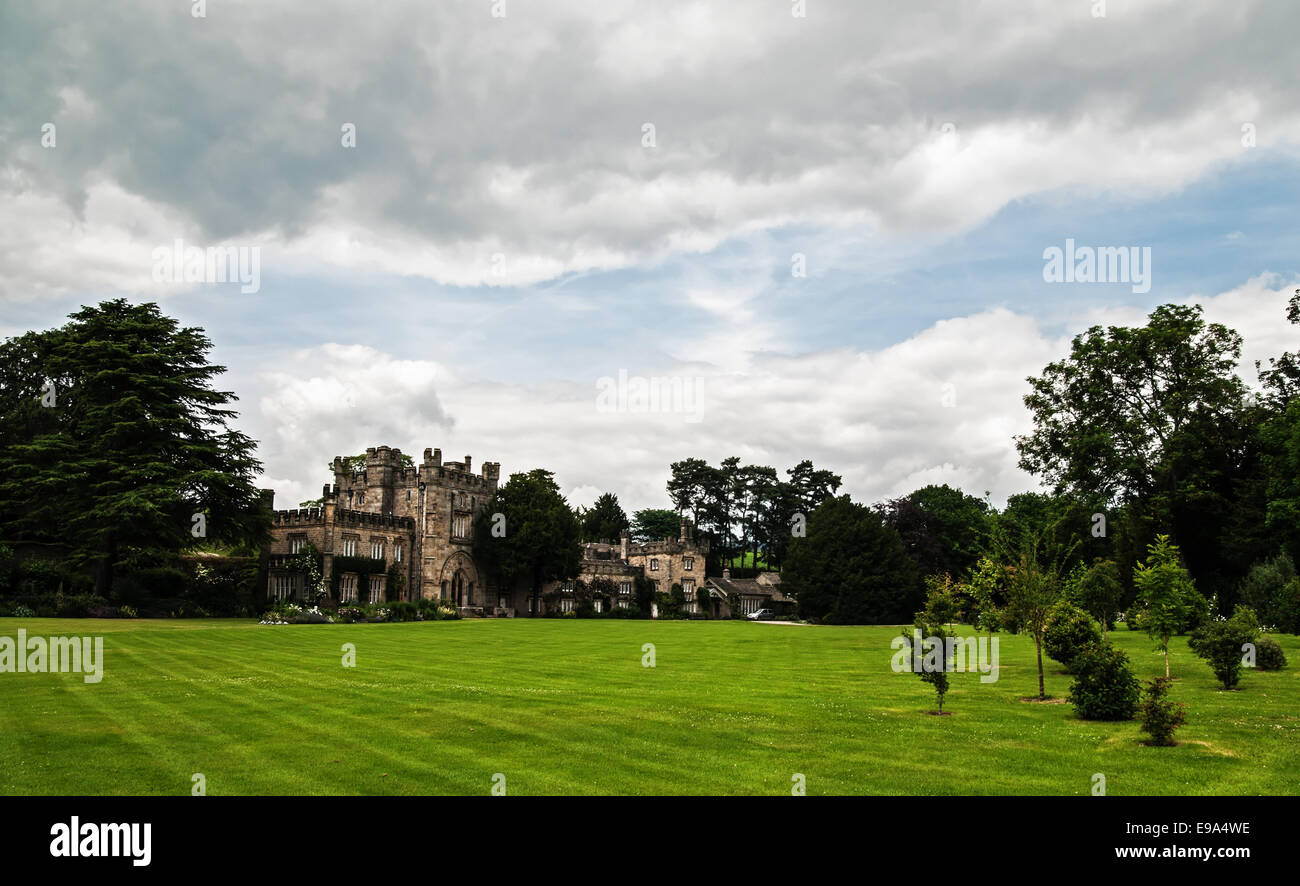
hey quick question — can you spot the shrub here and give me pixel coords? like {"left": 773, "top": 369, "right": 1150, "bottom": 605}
{"left": 116, "top": 567, "right": 188, "bottom": 604}
{"left": 1254, "top": 634, "right": 1288, "bottom": 671}
{"left": 1043, "top": 602, "right": 1103, "bottom": 672}
{"left": 386, "top": 601, "right": 419, "bottom": 622}
{"left": 337, "top": 606, "right": 370, "bottom": 623}
{"left": 1138, "top": 676, "right": 1186, "bottom": 746}
{"left": 1068, "top": 641, "right": 1140, "bottom": 720}
{"left": 416, "top": 597, "right": 460, "bottom": 620}
{"left": 1188, "top": 606, "right": 1260, "bottom": 689}
{"left": 183, "top": 558, "right": 260, "bottom": 617}
{"left": 11, "top": 604, "right": 36, "bottom": 618}
{"left": 55, "top": 594, "right": 111, "bottom": 618}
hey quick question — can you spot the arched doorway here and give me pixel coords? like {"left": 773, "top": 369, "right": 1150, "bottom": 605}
{"left": 437, "top": 552, "right": 480, "bottom": 608}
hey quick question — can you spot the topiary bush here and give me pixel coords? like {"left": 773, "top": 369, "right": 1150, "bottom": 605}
{"left": 1138, "top": 676, "right": 1186, "bottom": 746}
{"left": 1255, "top": 634, "right": 1288, "bottom": 671}
{"left": 1068, "top": 640, "right": 1140, "bottom": 721}
{"left": 1043, "top": 602, "right": 1103, "bottom": 672}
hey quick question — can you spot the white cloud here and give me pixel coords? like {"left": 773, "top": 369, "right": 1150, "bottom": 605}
{"left": 248, "top": 275, "right": 1297, "bottom": 513}
{"left": 4, "top": 0, "right": 1299, "bottom": 297}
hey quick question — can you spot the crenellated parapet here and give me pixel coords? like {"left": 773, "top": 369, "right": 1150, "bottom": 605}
{"left": 333, "top": 509, "right": 415, "bottom": 531}
{"left": 580, "top": 560, "right": 641, "bottom": 577}
{"left": 330, "top": 445, "right": 501, "bottom": 494}
{"left": 632, "top": 538, "right": 711, "bottom": 556}
{"left": 273, "top": 508, "right": 328, "bottom": 526}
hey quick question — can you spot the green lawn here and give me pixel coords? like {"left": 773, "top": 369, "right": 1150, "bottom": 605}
{"left": 0, "top": 618, "right": 1296, "bottom": 795}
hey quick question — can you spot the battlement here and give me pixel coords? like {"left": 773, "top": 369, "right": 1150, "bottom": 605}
{"left": 408, "top": 447, "right": 499, "bottom": 490}
{"left": 272, "top": 506, "right": 414, "bottom": 531}
{"left": 579, "top": 560, "right": 640, "bottom": 577}
{"left": 273, "top": 508, "right": 328, "bottom": 526}
{"left": 630, "top": 537, "right": 711, "bottom": 556}
{"left": 333, "top": 508, "right": 415, "bottom": 531}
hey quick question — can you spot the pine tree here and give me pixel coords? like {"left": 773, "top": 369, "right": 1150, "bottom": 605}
{"left": 0, "top": 300, "right": 269, "bottom": 596}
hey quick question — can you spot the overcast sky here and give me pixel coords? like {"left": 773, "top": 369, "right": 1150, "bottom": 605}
{"left": 2, "top": 1, "right": 1298, "bottom": 513}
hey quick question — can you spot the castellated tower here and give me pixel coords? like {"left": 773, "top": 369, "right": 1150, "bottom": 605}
{"left": 414, "top": 447, "right": 502, "bottom": 607}
{"left": 267, "top": 444, "right": 501, "bottom": 609}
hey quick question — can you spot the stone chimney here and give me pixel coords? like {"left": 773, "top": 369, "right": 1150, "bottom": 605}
{"left": 464, "top": 455, "right": 472, "bottom": 473}
{"left": 620, "top": 531, "right": 629, "bottom": 561}
{"left": 722, "top": 567, "right": 731, "bottom": 580}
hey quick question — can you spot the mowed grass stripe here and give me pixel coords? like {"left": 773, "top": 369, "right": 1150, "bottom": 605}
{"left": 0, "top": 619, "right": 1296, "bottom": 794}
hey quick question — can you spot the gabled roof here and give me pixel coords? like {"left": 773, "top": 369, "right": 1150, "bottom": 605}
{"left": 707, "top": 573, "right": 793, "bottom": 603}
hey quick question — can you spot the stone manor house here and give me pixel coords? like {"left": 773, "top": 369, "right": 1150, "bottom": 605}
{"left": 264, "top": 444, "right": 716, "bottom": 616}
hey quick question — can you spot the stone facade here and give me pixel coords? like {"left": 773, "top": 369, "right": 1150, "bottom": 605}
{"left": 266, "top": 445, "right": 500, "bottom": 608}
{"left": 537, "top": 522, "right": 711, "bottom": 617}
{"left": 266, "top": 443, "right": 710, "bottom": 617}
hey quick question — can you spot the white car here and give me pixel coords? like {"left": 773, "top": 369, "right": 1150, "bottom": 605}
{"left": 747, "top": 608, "right": 775, "bottom": 621}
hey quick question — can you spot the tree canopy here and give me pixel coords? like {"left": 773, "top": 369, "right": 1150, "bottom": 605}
{"left": 783, "top": 495, "right": 922, "bottom": 624}
{"left": 474, "top": 469, "right": 582, "bottom": 600}
{"left": 579, "top": 492, "right": 630, "bottom": 543}
{"left": 877, "top": 483, "right": 990, "bottom": 580}
{"left": 631, "top": 508, "right": 680, "bottom": 543}
{"left": 0, "top": 299, "right": 269, "bottom": 595}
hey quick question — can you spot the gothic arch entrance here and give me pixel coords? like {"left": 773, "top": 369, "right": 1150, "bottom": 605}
{"left": 437, "top": 551, "right": 480, "bottom": 608}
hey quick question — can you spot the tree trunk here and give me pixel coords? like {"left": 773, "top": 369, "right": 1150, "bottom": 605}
{"left": 1164, "top": 645, "right": 1170, "bottom": 678}
{"left": 1036, "top": 634, "right": 1046, "bottom": 699}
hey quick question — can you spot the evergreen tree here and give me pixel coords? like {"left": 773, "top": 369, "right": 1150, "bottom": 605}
{"left": 473, "top": 469, "right": 581, "bottom": 616}
{"left": 784, "top": 495, "right": 922, "bottom": 624}
{"left": 0, "top": 299, "right": 269, "bottom": 596}
{"left": 580, "top": 492, "right": 630, "bottom": 543}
